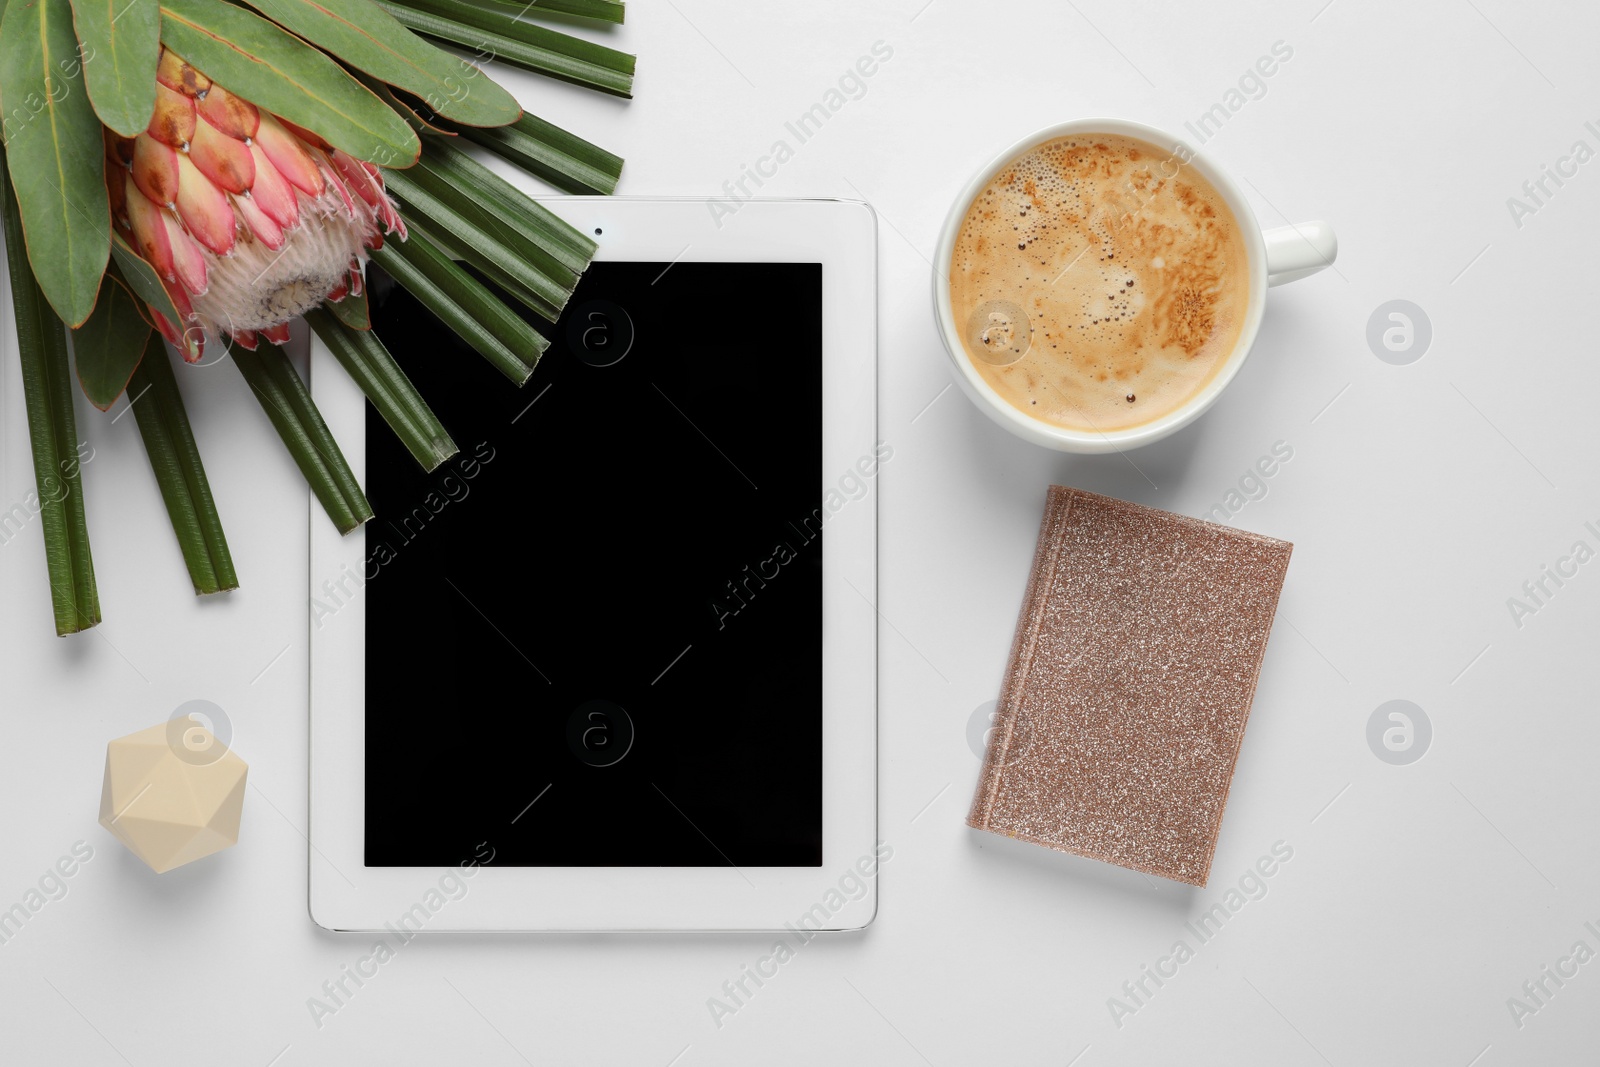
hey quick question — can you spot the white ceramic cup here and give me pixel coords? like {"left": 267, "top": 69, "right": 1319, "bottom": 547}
{"left": 933, "top": 118, "right": 1336, "bottom": 453}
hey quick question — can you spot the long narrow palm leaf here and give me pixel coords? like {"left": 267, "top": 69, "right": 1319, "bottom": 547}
{"left": 306, "top": 308, "right": 458, "bottom": 472}
{"left": 522, "top": 0, "right": 625, "bottom": 23}
{"left": 370, "top": 233, "right": 548, "bottom": 384}
{"left": 233, "top": 346, "right": 373, "bottom": 534}
{"left": 445, "top": 110, "right": 623, "bottom": 195}
{"left": 127, "top": 336, "right": 239, "bottom": 594}
{"left": 0, "top": 0, "right": 631, "bottom": 630}
{"left": 391, "top": 0, "right": 624, "bottom": 25}
{"left": 373, "top": 0, "right": 634, "bottom": 96}
{"left": 383, "top": 170, "right": 573, "bottom": 320}
{"left": 418, "top": 136, "right": 597, "bottom": 270}
{"left": 1, "top": 148, "right": 101, "bottom": 635}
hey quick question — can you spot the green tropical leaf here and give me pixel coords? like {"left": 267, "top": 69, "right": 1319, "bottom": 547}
{"left": 2, "top": 143, "right": 101, "bottom": 634}
{"left": 232, "top": 344, "right": 373, "bottom": 534}
{"left": 384, "top": 171, "right": 569, "bottom": 320}
{"left": 306, "top": 307, "right": 457, "bottom": 471}
{"left": 159, "top": 0, "right": 421, "bottom": 166}
{"left": 109, "top": 231, "right": 202, "bottom": 360}
{"left": 362, "top": 78, "right": 456, "bottom": 137}
{"left": 111, "top": 234, "right": 177, "bottom": 322}
{"left": 323, "top": 289, "right": 371, "bottom": 330}
{"left": 384, "top": 0, "right": 624, "bottom": 27}
{"left": 68, "top": 0, "right": 161, "bottom": 136}
{"left": 446, "top": 109, "right": 622, "bottom": 195}
{"left": 235, "top": 0, "right": 521, "bottom": 128}
{"left": 71, "top": 270, "right": 151, "bottom": 409}
{"left": 418, "top": 134, "right": 595, "bottom": 269}
{"left": 371, "top": 233, "right": 547, "bottom": 384}
{"left": 407, "top": 216, "right": 559, "bottom": 321}
{"left": 526, "top": 0, "right": 625, "bottom": 25}
{"left": 410, "top": 154, "right": 583, "bottom": 285}
{"left": 0, "top": 0, "right": 112, "bottom": 327}
{"left": 384, "top": 0, "right": 624, "bottom": 26}
{"left": 373, "top": 0, "right": 634, "bottom": 97}
{"left": 127, "top": 336, "right": 238, "bottom": 594}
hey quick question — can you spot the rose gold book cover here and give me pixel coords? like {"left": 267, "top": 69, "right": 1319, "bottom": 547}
{"left": 967, "top": 485, "right": 1292, "bottom": 886}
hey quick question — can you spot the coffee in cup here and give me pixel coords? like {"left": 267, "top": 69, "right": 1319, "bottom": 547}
{"left": 948, "top": 133, "right": 1251, "bottom": 434}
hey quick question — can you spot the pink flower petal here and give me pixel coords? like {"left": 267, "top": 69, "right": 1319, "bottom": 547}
{"left": 255, "top": 115, "right": 324, "bottom": 197}
{"left": 198, "top": 84, "right": 259, "bottom": 141}
{"left": 245, "top": 142, "right": 300, "bottom": 229}
{"left": 233, "top": 191, "right": 285, "bottom": 250}
{"left": 131, "top": 134, "right": 180, "bottom": 206}
{"left": 147, "top": 83, "right": 197, "bottom": 149}
{"left": 157, "top": 50, "right": 210, "bottom": 98}
{"left": 174, "top": 152, "right": 236, "bottom": 256}
{"left": 124, "top": 175, "right": 178, "bottom": 282}
{"left": 190, "top": 114, "right": 256, "bottom": 195}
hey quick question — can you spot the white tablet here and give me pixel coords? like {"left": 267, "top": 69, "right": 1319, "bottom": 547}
{"left": 308, "top": 197, "right": 879, "bottom": 931}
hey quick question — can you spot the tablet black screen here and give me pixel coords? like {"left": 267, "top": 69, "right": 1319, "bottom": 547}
{"left": 361, "top": 261, "right": 823, "bottom": 868}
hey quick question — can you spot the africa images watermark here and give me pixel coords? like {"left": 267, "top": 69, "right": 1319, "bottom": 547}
{"left": 1504, "top": 919, "right": 1600, "bottom": 1030}
{"left": 311, "top": 441, "right": 498, "bottom": 629}
{"left": 1106, "top": 840, "right": 1295, "bottom": 1029}
{"left": 705, "top": 840, "right": 894, "bottom": 1030}
{"left": 711, "top": 440, "right": 892, "bottom": 630}
{"left": 1505, "top": 119, "right": 1600, "bottom": 230}
{"left": 1199, "top": 440, "right": 1294, "bottom": 526}
{"left": 1180, "top": 40, "right": 1295, "bottom": 146}
{"left": 0, "top": 841, "right": 95, "bottom": 948}
{"left": 0, "top": 440, "right": 96, "bottom": 549}
{"left": 707, "top": 40, "right": 896, "bottom": 229}
{"left": 1, "top": 40, "right": 96, "bottom": 144}
{"left": 306, "top": 841, "right": 497, "bottom": 1029}
{"left": 1503, "top": 517, "right": 1600, "bottom": 630}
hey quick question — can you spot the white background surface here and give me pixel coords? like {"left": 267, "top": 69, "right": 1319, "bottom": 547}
{"left": 1, "top": 0, "right": 1597, "bottom": 1063}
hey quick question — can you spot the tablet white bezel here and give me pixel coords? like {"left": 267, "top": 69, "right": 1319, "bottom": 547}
{"left": 308, "top": 197, "right": 878, "bottom": 931}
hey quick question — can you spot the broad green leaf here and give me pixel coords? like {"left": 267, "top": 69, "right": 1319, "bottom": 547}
{"left": 159, "top": 0, "right": 420, "bottom": 166}
{"left": 0, "top": 0, "right": 112, "bottom": 327}
{"left": 68, "top": 0, "right": 161, "bottom": 136}
{"left": 110, "top": 232, "right": 204, "bottom": 362}
{"left": 109, "top": 231, "right": 201, "bottom": 356}
{"left": 72, "top": 271, "right": 151, "bottom": 408}
{"left": 355, "top": 74, "right": 456, "bottom": 137}
{"left": 237, "top": 0, "right": 520, "bottom": 128}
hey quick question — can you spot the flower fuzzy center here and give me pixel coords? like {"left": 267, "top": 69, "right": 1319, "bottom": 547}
{"left": 190, "top": 191, "right": 370, "bottom": 334}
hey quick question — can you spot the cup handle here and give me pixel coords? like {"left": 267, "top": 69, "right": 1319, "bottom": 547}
{"left": 1262, "top": 220, "right": 1337, "bottom": 287}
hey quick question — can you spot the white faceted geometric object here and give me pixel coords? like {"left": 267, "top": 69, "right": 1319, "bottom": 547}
{"left": 98, "top": 721, "right": 248, "bottom": 873}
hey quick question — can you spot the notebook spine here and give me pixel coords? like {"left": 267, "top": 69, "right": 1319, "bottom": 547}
{"left": 967, "top": 486, "right": 1073, "bottom": 829}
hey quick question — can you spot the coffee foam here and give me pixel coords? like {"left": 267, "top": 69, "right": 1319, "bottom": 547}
{"left": 949, "top": 134, "right": 1250, "bottom": 434}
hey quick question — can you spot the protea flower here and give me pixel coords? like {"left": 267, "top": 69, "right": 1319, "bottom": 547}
{"left": 106, "top": 50, "right": 405, "bottom": 359}
{"left": 0, "top": 0, "right": 631, "bottom": 635}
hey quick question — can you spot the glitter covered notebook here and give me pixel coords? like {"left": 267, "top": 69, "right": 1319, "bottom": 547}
{"left": 967, "top": 486, "right": 1292, "bottom": 886}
